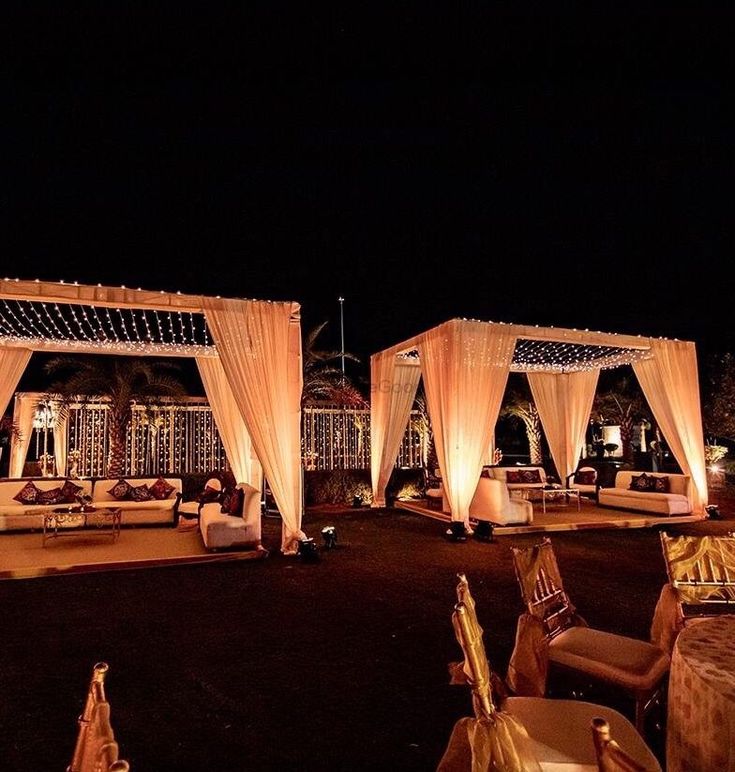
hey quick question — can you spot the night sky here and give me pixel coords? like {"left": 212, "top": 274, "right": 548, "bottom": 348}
{"left": 4, "top": 7, "right": 734, "bottom": 386}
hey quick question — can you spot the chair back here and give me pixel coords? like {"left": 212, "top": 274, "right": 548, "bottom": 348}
{"left": 452, "top": 574, "right": 494, "bottom": 719}
{"left": 660, "top": 533, "right": 735, "bottom": 614}
{"left": 68, "top": 663, "right": 129, "bottom": 772}
{"left": 511, "top": 538, "right": 576, "bottom": 638}
{"left": 591, "top": 718, "right": 648, "bottom": 772}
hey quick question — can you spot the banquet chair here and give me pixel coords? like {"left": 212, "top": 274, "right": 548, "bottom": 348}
{"left": 591, "top": 717, "right": 649, "bottom": 772}
{"left": 68, "top": 662, "right": 129, "bottom": 772}
{"left": 660, "top": 532, "right": 735, "bottom": 619}
{"left": 438, "top": 574, "right": 660, "bottom": 771}
{"left": 511, "top": 538, "right": 669, "bottom": 733}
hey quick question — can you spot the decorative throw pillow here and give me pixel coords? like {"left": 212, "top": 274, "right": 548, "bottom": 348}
{"left": 227, "top": 487, "right": 245, "bottom": 517}
{"left": 197, "top": 484, "right": 221, "bottom": 504}
{"left": 480, "top": 468, "right": 492, "bottom": 479}
{"left": 652, "top": 475, "right": 671, "bottom": 493}
{"left": 108, "top": 479, "right": 133, "bottom": 501}
{"left": 59, "top": 479, "right": 84, "bottom": 503}
{"left": 13, "top": 481, "right": 41, "bottom": 505}
{"left": 629, "top": 473, "right": 653, "bottom": 492}
{"left": 506, "top": 470, "right": 523, "bottom": 483}
{"left": 148, "top": 477, "right": 175, "bottom": 500}
{"left": 520, "top": 469, "right": 542, "bottom": 484}
{"left": 37, "top": 487, "right": 63, "bottom": 505}
{"left": 219, "top": 487, "right": 234, "bottom": 514}
{"left": 573, "top": 470, "right": 597, "bottom": 486}
{"left": 130, "top": 483, "right": 155, "bottom": 502}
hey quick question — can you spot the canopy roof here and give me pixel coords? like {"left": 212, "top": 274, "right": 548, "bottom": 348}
{"left": 383, "top": 317, "right": 690, "bottom": 373}
{"left": 0, "top": 277, "right": 299, "bottom": 357}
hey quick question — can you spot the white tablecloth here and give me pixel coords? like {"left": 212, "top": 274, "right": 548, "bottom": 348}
{"left": 667, "top": 616, "right": 735, "bottom": 772}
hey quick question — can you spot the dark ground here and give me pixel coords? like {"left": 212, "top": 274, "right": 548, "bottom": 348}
{"left": 0, "top": 505, "right": 732, "bottom": 771}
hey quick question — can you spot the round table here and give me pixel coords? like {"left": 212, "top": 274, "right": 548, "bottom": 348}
{"left": 667, "top": 616, "right": 735, "bottom": 772}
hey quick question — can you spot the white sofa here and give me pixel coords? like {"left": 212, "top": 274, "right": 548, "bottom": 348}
{"left": 469, "top": 476, "right": 534, "bottom": 526}
{"left": 486, "top": 465, "right": 548, "bottom": 492}
{"left": 91, "top": 477, "right": 182, "bottom": 525}
{"left": 199, "top": 483, "right": 262, "bottom": 550}
{"left": 0, "top": 478, "right": 94, "bottom": 531}
{"left": 598, "top": 471, "right": 691, "bottom": 516}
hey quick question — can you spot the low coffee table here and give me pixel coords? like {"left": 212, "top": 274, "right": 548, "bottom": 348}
{"left": 43, "top": 507, "right": 122, "bottom": 547}
{"left": 541, "top": 487, "right": 581, "bottom": 514}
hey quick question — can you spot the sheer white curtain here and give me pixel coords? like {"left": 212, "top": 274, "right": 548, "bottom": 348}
{"left": 9, "top": 392, "right": 39, "bottom": 478}
{"left": 196, "top": 356, "right": 254, "bottom": 485}
{"left": 418, "top": 321, "right": 516, "bottom": 523}
{"left": 370, "top": 355, "right": 421, "bottom": 506}
{"left": 0, "top": 348, "right": 32, "bottom": 417}
{"left": 527, "top": 370, "right": 599, "bottom": 484}
{"left": 633, "top": 339, "right": 707, "bottom": 512}
{"left": 203, "top": 298, "right": 305, "bottom": 554}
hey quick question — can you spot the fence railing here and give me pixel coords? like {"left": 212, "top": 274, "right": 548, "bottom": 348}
{"left": 60, "top": 401, "right": 425, "bottom": 477}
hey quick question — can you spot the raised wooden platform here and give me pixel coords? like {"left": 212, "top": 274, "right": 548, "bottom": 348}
{"left": 395, "top": 499, "right": 706, "bottom": 535}
{"left": 0, "top": 526, "right": 266, "bottom": 580}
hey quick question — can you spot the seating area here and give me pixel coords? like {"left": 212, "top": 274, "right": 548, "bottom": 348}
{"left": 407, "top": 464, "right": 699, "bottom": 533}
{"left": 0, "top": 476, "right": 181, "bottom": 532}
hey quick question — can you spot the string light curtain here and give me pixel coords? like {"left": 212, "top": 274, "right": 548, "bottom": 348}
{"left": 633, "top": 339, "right": 708, "bottom": 512}
{"left": 203, "top": 297, "right": 305, "bottom": 554}
{"left": 527, "top": 370, "right": 599, "bottom": 484}
{"left": 370, "top": 354, "right": 422, "bottom": 506}
{"left": 418, "top": 321, "right": 517, "bottom": 524}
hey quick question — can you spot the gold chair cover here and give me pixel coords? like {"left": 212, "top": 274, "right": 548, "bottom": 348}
{"left": 591, "top": 718, "right": 649, "bottom": 772}
{"left": 439, "top": 579, "right": 541, "bottom": 771}
{"left": 68, "top": 662, "right": 130, "bottom": 772}
{"left": 507, "top": 542, "right": 587, "bottom": 696}
{"left": 661, "top": 533, "right": 735, "bottom": 605}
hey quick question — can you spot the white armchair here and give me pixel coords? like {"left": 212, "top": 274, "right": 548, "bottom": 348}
{"left": 469, "top": 476, "right": 533, "bottom": 526}
{"left": 199, "top": 483, "right": 262, "bottom": 550}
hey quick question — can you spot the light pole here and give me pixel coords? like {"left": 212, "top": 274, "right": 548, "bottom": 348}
{"left": 338, "top": 296, "right": 346, "bottom": 381}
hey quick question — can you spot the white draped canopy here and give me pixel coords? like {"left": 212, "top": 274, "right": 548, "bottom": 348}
{"left": 371, "top": 318, "right": 708, "bottom": 520}
{"left": 0, "top": 279, "right": 304, "bottom": 554}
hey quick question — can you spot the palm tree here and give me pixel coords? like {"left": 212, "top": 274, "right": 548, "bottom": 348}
{"left": 302, "top": 321, "right": 363, "bottom": 406}
{"left": 593, "top": 374, "right": 649, "bottom": 462}
{"left": 501, "top": 386, "right": 543, "bottom": 465}
{"left": 45, "top": 356, "right": 187, "bottom": 477}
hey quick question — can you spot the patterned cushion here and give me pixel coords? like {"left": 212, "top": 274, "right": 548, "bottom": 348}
{"left": 13, "top": 481, "right": 42, "bottom": 505}
{"left": 573, "top": 470, "right": 597, "bottom": 486}
{"left": 130, "top": 483, "right": 155, "bottom": 502}
{"left": 59, "top": 479, "right": 84, "bottom": 504}
{"left": 520, "top": 469, "right": 542, "bottom": 484}
{"left": 37, "top": 487, "right": 63, "bottom": 505}
{"left": 227, "top": 487, "right": 245, "bottom": 516}
{"left": 220, "top": 488, "right": 234, "bottom": 514}
{"left": 197, "top": 484, "right": 221, "bottom": 504}
{"left": 108, "top": 479, "right": 134, "bottom": 501}
{"left": 629, "top": 473, "right": 654, "bottom": 492}
{"left": 652, "top": 475, "right": 671, "bottom": 493}
{"left": 506, "top": 470, "right": 523, "bottom": 484}
{"left": 148, "top": 477, "right": 175, "bottom": 500}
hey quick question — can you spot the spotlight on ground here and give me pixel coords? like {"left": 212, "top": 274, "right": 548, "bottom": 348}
{"left": 705, "top": 504, "right": 722, "bottom": 520}
{"left": 297, "top": 537, "right": 320, "bottom": 562}
{"left": 446, "top": 521, "right": 468, "bottom": 542}
{"left": 473, "top": 521, "right": 494, "bottom": 542}
{"left": 321, "top": 525, "right": 337, "bottom": 549}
